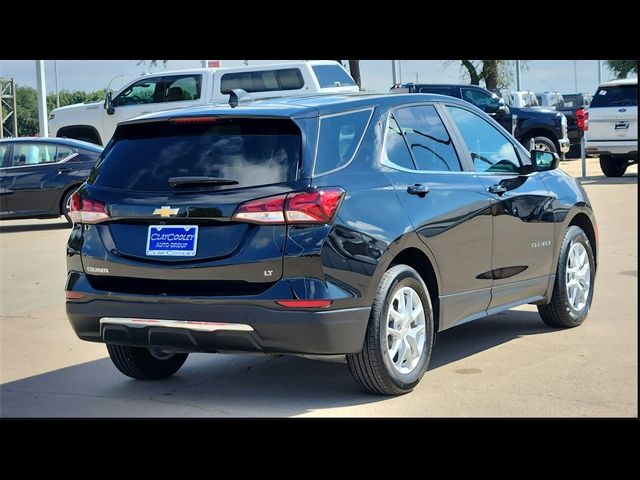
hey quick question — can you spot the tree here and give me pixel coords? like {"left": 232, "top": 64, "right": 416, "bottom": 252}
{"left": 605, "top": 60, "right": 638, "bottom": 79}
{"left": 456, "top": 60, "right": 515, "bottom": 89}
{"left": 15, "top": 86, "right": 107, "bottom": 137}
{"left": 15, "top": 86, "right": 39, "bottom": 136}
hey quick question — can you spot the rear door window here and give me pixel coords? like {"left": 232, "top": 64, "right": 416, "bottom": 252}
{"left": 394, "top": 105, "right": 461, "bottom": 172}
{"left": 90, "top": 119, "right": 301, "bottom": 192}
{"left": 312, "top": 65, "right": 357, "bottom": 88}
{"left": 590, "top": 85, "right": 638, "bottom": 108}
{"left": 314, "top": 109, "right": 372, "bottom": 175}
{"left": 164, "top": 75, "right": 202, "bottom": 102}
{"left": 383, "top": 116, "right": 415, "bottom": 170}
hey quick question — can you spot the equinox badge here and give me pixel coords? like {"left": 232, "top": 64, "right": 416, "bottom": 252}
{"left": 153, "top": 206, "right": 179, "bottom": 217}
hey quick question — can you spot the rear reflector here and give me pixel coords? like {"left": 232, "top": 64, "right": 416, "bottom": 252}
{"left": 66, "top": 291, "right": 86, "bottom": 300}
{"left": 233, "top": 188, "right": 345, "bottom": 225}
{"left": 69, "top": 192, "right": 110, "bottom": 224}
{"left": 276, "top": 299, "right": 333, "bottom": 308}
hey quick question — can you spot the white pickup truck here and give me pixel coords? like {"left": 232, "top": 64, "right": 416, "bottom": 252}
{"left": 586, "top": 77, "right": 638, "bottom": 177}
{"left": 48, "top": 61, "right": 359, "bottom": 146}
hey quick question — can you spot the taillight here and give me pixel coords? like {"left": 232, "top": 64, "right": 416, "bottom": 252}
{"left": 170, "top": 116, "right": 220, "bottom": 123}
{"left": 576, "top": 108, "right": 589, "bottom": 131}
{"left": 233, "top": 194, "right": 287, "bottom": 224}
{"left": 69, "top": 192, "right": 110, "bottom": 224}
{"left": 233, "top": 188, "right": 345, "bottom": 225}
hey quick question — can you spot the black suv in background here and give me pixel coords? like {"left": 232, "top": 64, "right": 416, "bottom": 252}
{"left": 66, "top": 93, "right": 597, "bottom": 395}
{"left": 394, "top": 83, "right": 570, "bottom": 156}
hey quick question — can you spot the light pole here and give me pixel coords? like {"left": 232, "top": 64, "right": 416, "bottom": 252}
{"left": 391, "top": 60, "right": 398, "bottom": 85}
{"left": 573, "top": 60, "right": 578, "bottom": 92}
{"left": 597, "top": 60, "right": 602, "bottom": 84}
{"left": 54, "top": 60, "right": 60, "bottom": 109}
{"left": 515, "top": 60, "right": 521, "bottom": 90}
{"left": 415, "top": 72, "right": 419, "bottom": 83}
{"left": 35, "top": 60, "right": 48, "bottom": 137}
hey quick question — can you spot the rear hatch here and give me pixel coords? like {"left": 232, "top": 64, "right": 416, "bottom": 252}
{"left": 587, "top": 84, "right": 638, "bottom": 142}
{"left": 77, "top": 116, "right": 307, "bottom": 296}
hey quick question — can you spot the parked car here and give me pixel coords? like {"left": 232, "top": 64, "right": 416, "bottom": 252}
{"left": 48, "top": 61, "right": 359, "bottom": 146}
{"left": 395, "top": 83, "right": 570, "bottom": 155}
{"left": 0, "top": 137, "right": 103, "bottom": 223}
{"left": 586, "top": 78, "right": 638, "bottom": 176}
{"left": 557, "top": 93, "right": 593, "bottom": 154}
{"left": 536, "top": 92, "right": 565, "bottom": 109}
{"left": 65, "top": 92, "right": 598, "bottom": 395}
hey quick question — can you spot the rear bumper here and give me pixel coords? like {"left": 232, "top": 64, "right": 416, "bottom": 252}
{"left": 66, "top": 279, "right": 370, "bottom": 355}
{"left": 586, "top": 140, "right": 638, "bottom": 157}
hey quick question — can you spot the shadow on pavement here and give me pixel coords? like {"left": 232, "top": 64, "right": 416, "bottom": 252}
{"left": 1, "top": 309, "right": 556, "bottom": 417}
{"left": 0, "top": 221, "right": 69, "bottom": 234}
{"left": 579, "top": 173, "right": 637, "bottom": 186}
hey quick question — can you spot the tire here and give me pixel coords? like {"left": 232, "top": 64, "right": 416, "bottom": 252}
{"left": 599, "top": 155, "right": 627, "bottom": 177}
{"left": 538, "top": 226, "right": 595, "bottom": 328}
{"left": 106, "top": 344, "right": 188, "bottom": 380}
{"left": 347, "top": 265, "right": 434, "bottom": 395}
{"left": 523, "top": 135, "right": 557, "bottom": 154}
{"left": 61, "top": 188, "right": 77, "bottom": 225}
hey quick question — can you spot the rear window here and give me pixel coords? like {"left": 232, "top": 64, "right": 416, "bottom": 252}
{"left": 312, "top": 65, "right": 357, "bottom": 88}
{"left": 90, "top": 119, "right": 301, "bottom": 192}
{"left": 314, "top": 109, "right": 372, "bottom": 175}
{"left": 220, "top": 69, "right": 304, "bottom": 94}
{"left": 590, "top": 85, "right": 638, "bottom": 108}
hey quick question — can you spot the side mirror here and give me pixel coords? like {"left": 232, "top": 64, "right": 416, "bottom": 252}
{"left": 104, "top": 91, "right": 115, "bottom": 115}
{"left": 531, "top": 149, "right": 560, "bottom": 171}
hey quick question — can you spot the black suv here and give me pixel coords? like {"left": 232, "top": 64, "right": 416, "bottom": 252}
{"left": 395, "top": 84, "right": 571, "bottom": 156}
{"left": 66, "top": 93, "right": 597, "bottom": 395}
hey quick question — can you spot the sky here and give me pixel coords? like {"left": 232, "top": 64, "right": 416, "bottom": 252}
{"left": 0, "top": 59, "right": 620, "bottom": 97}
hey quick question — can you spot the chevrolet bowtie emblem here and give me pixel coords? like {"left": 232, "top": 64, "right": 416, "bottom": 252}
{"left": 153, "top": 206, "right": 179, "bottom": 217}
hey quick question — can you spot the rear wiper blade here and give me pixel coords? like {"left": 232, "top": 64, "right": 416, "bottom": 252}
{"left": 168, "top": 176, "right": 239, "bottom": 188}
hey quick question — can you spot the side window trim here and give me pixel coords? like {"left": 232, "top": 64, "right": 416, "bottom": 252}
{"left": 312, "top": 106, "right": 375, "bottom": 177}
{"left": 439, "top": 102, "right": 527, "bottom": 176}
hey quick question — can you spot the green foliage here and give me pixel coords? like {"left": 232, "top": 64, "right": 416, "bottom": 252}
{"left": 455, "top": 60, "right": 527, "bottom": 89}
{"left": 605, "top": 60, "right": 638, "bottom": 79}
{"left": 15, "top": 86, "right": 40, "bottom": 136}
{"left": 15, "top": 86, "right": 105, "bottom": 136}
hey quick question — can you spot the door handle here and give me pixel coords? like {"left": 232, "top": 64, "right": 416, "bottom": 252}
{"left": 488, "top": 184, "right": 507, "bottom": 195}
{"left": 407, "top": 184, "right": 430, "bottom": 197}
{"left": 141, "top": 111, "right": 150, "bottom": 115}
{"left": 57, "top": 167, "right": 72, "bottom": 174}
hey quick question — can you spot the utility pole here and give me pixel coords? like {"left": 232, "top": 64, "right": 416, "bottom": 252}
{"left": 35, "top": 61, "right": 48, "bottom": 137}
{"left": 391, "top": 60, "right": 398, "bottom": 85}
{"left": 597, "top": 60, "right": 602, "bottom": 84}
{"left": 54, "top": 60, "right": 60, "bottom": 109}
{"left": 415, "top": 72, "right": 419, "bottom": 83}
{"left": 573, "top": 60, "right": 578, "bottom": 92}
{"left": 515, "top": 60, "right": 521, "bottom": 90}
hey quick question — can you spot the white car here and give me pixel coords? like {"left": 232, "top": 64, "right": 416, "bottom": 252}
{"left": 48, "top": 61, "right": 359, "bottom": 146}
{"left": 586, "top": 78, "right": 638, "bottom": 177}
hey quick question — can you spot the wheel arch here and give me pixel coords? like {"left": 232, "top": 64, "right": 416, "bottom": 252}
{"left": 567, "top": 212, "right": 597, "bottom": 266}
{"left": 387, "top": 246, "right": 441, "bottom": 332}
{"left": 56, "top": 125, "right": 102, "bottom": 146}
{"left": 519, "top": 126, "right": 560, "bottom": 151}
